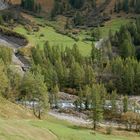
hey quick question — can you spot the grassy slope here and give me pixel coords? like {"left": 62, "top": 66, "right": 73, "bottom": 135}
{"left": 14, "top": 25, "right": 92, "bottom": 56}
{"left": 0, "top": 117, "right": 140, "bottom": 140}
{"left": 0, "top": 119, "right": 57, "bottom": 140}
{"left": 0, "top": 96, "right": 34, "bottom": 119}
{"left": 0, "top": 97, "right": 139, "bottom": 140}
{"left": 0, "top": 97, "right": 57, "bottom": 140}
{"left": 100, "top": 18, "right": 131, "bottom": 37}
{"left": 14, "top": 16, "right": 131, "bottom": 56}
{"left": 1, "top": 115, "right": 140, "bottom": 140}
{"left": 30, "top": 116, "right": 140, "bottom": 140}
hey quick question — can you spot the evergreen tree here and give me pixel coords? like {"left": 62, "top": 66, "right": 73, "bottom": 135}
{"left": 69, "top": 0, "right": 85, "bottom": 9}
{"left": 123, "top": 0, "right": 129, "bottom": 13}
{"left": 92, "top": 0, "right": 96, "bottom": 8}
{"left": 110, "top": 90, "right": 117, "bottom": 115}
{"left": 51, "top": 84, "right": 59, "bottom": 108}
{"left": 69, "top": 61, "right": 84, "bottom": 88}
{"left": 120, "top": 34, "right": 135, "bottom": 58}
{"left": 74, "top": 11, "right": 83, "bottom": 26}
{"left": 0, "top": 59, "right": 8, "bottom": 96}
{"left": 123, "top": 95, "right": 128, "bottom": 113}
{"left": 78, "top": 88, "right": 84, "bottom": 110}
{"left": 21, "top": 71, "right": 48, "bottom": 118}
{"left": 91, "top": 84, "right": 103, "bottom": 130}
{"left": 83, "top": 85, "right": 91, "bottom": 110}
{"left": 135, "top": 0, "right": 140, "bottom": 13}
{"left": 84, "top": 65, "right": 95, "bottom": 86}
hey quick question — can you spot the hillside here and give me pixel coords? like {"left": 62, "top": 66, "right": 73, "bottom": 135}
{"left": 0, "top": 96, "right": 57, "bottom": 140}
{"left": 1, "top": 96, "right": 139, "bottom": 140}
{"left": 0, "top": 0, "right": 140, "bottom": 139}
{"left": 4, "top": 0, "right": 120, "bottom": 15}
{"left": 0, "top": 119, "right": 57, "bottom": 140}
{"left": 0, "top": 96, "right": 34, "bottom": 119}
{"left": 8, "top": 0, "right": 54, "bottom": 12}
{"left": 36, "top": 0, "right": 54, "bottom": 13}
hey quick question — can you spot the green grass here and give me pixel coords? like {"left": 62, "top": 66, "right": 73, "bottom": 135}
{"left": 0, "top": 115, "right": 140, "bottom": 140}
{"left": 100, "top": 18, "right": 131, "bottom": 37}
{"left": 14, "top": 25, "right": 92, "bottom": 56}
{"left": 13, "top": 17, "right": 131, "bottom": 56}
{"left": 29, "top": 116, "right": 140, "bottom": 140}
{"left": 0, "top": 119, "right": 57, "bottom": 140}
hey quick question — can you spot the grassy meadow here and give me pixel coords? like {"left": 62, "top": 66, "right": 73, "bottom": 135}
{"left": 14, "top": 25, "right": 92, "bottom": 56}
{"left": 0, "top": 97, "right": 139, "bottom": 140}
{"left": 0, "top": 116, "right": 140, "bottom": 140}
{"left": 100, "top": 17, "right": 131, "bottom": 37}
{"left": 13, "top": 17, "right": 131, "bottom": 56}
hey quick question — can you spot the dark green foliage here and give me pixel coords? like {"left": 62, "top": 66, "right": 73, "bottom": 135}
{"left": 21, "top": 0, "right": 42, "bottom": 13}
{"left": 69, "top": 0, "right": 85, "bottom": 9}
{"left": 123, "top": 96, "right": 128, "bottom": 113}
{"left": 0, "top": 46, "right": 12, "bottom": 64}
{"left": 110, "top": 57, "right": 140, "bottom": 95}
{"left": 0, "top": 15, "right": 4, "bottom": 25}
{"left": 114, "top": 0, "right": 140, "bottom": 14}
{"left": 135, "top": 0, "right": 140, "bottom": 13}
{"left": 51, "top": 0, "right": 64, "bottom": 19}
{"left": 0, "top": 59, "right": 8, "bottom": 96}
{"left": 91, "top": 27, "right": 101, "bottom": 41}
{"left": 74, "top": 12, "right": 83, "bottom": 26}
{"left": 123, "top": 0, "right": 129, "bottom": 13}
{"left": 20, "top": 71, "right": 48, "bottom": 119}
{"left": 91, "top": 84, "right": 104, "bottom": 130}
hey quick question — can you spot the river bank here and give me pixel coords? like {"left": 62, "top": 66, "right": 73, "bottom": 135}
{"left": 0, "top": 34, "right": 29, "bottom": 74}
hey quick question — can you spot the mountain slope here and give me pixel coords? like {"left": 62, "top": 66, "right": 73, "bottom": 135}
{"left": 8, "top": 0, "right": 54, "bottom": 12}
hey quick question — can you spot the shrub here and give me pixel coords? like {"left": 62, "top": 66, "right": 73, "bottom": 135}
{"left": 106, "top": 126, "right": 113, "bottom": 135}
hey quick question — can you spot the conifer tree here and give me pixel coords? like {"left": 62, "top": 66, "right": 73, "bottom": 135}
{"left": 69, "top": 61, "right": 84, "bottom": 88}
{"left": 0, "top": 59, "right": 8, "bottom": 96}
{"left": 91, "top": 84, "right": 103, "bottom": 130}
{"left": 123, "top": 0, "right": 129, "bottom": 13}
{"left": 83, "top": 85, "right": 91, "bottom": 110}
{"left": 110, "top": 90, "right": 117, "bottom": 115}
{"left": 51, "top": 84, "right": 59, "bottom": 109}
{"left": 123, "top": 95, "right": 128, "bottom": 113}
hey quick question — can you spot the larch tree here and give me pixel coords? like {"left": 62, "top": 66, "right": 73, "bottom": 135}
{"left": 91, "top": 84, "right": 103, "bottom": 130}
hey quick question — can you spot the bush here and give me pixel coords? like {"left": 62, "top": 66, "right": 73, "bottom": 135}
{"left": 106, "top": 126, "right": 113, "bottom": 135}
{"left": 0, "top": 15, "right": 4, "bottom": 25}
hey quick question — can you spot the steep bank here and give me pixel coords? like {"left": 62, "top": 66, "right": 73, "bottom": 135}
{"left": 0, "top": 27, "right": 29, "bottom": 73}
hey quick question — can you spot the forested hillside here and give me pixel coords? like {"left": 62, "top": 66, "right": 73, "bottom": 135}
{"left": 0, "top": 0, "right": 140, "bottom": 139}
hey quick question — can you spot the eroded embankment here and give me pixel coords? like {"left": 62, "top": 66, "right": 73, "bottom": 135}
{"left": 0, "top": 26, "right": 29, "bottom": 73}
{"left": 0, "top": 26, "right": 28, "bottom": 47}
